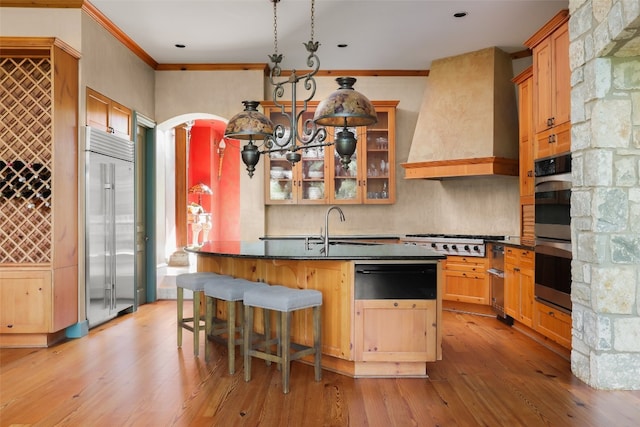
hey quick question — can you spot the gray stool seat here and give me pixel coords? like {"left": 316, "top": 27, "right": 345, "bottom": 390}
{"left": 176, "top": 272, "right": 222, "bottom": 290}
{"left": 204, "top": 278, "right": 268, "bottom": 373}
{"left": 243, "top": 285, "right": 322, "bottom": 393}
{"left": 176, "top": 272, "right": 232, "bottom": 357}
{"left": 243, "top": 285, "right": 322, "bottom": 312}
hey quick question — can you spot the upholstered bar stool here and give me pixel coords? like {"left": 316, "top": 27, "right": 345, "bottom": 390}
{"left": 176, "top": 272, "right": 231, "bottom": 357}
{"left": 203, "top": 278, "right": 268, "bottom": 373}
{"left": 243, "top": 285, "right": 322, "bottom": 394}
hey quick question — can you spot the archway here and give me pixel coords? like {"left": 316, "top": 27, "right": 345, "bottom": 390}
{"left": 154, "top": 113, "right": 241, "bottom": 298}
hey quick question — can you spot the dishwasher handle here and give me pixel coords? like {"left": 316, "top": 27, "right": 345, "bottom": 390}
{"left": 487, "top": 268, "right": 504, "bottom": 278}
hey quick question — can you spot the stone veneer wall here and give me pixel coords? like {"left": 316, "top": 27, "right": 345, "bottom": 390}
{"left": 569, "top": 0, "right": 640, "bottom": 389}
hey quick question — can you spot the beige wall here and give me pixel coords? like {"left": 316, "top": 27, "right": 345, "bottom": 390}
{"left": 264, "top": 74, "right": 520, "bottom": 237}
{"left": 0, "top": 8, "right": 82, "bottom": 49}
{"left": 154, "top": 69, "right": 267, "bottom": 241}
{"left": 80, "top": 13, "right": 156, "bottom": 120}
{"left": 0, "top": 6, "right": 521, "bottom": 241}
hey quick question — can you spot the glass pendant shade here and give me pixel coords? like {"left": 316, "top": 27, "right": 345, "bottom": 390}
{"left": 313, "top": 77, "right": 377, "bottom": 127}
{"left": 224, "top": 100, "right": 274, "bottom": 140}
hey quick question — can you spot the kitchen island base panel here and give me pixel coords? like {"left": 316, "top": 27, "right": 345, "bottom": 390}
{"left": 194, "top": 251, "right": 443, "bottom": 378}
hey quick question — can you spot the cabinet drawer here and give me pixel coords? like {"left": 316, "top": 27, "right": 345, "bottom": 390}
{"left": 534, "top": 301, "right": 571, "bottom": 348}
{"left": 445, "top": 256, "right": 487, "bottom": 271}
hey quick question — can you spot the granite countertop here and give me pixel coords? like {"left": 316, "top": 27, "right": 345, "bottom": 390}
{"left": 487, "top": 237, "right": 536, "bottom": 250}
{"left": 260, "top": 234, "right": 401, "bottom": 241}
{"left": 186, "top": 240, "right": 445, "bottom": 261}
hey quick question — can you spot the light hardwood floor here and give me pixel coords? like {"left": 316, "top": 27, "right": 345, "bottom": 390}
{"left": 1, "top": 300, "right": 639, "bottom": 426}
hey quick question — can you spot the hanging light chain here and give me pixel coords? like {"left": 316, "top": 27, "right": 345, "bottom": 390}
{"left": 272, "top": 0, "right": 279, "bottom": 56}
{"left": 310, "top": 0, "right": 315, "bottom": 43}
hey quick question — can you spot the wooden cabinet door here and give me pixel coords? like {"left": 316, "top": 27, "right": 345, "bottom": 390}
{"left": 533, "top": 37, "right": 553, "bottom": 133}
{"left": 86, "top": 88, "right": 132, "bottom": 140}
{"left": 354, "top": 299, "right": 436, "bottom": 362}
{"left": 110, "top": 101, "right": 132, "bottom": 139}
{"left": 517, "top": 71, "right": 535, "bottom": 200}
{"left": 519, "top": 266, "right": 535, "bottom": 327}
{"left": 86, "top": 89, "right": 110, "bottom": 133}
{"left": 0, "top": 270, "right": 51, "bottom": 333}
{"left": 551, "top": 23, "right": 571, "bottom": 128}
{"left": 534, "top": 301, "right": 571, "bottom": 348}
{"left": 443, "top": 270, "right": 488, "bottom": 304}
{"left": 504, "top": 262, "right": 518, "bottom": 319}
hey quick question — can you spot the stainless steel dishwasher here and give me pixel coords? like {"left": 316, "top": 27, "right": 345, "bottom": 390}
{"left": 354, "top": 262, "right": 438, "bottom": 300}
{"left": 487, "top": 244, "right": 512, "bottom": 324}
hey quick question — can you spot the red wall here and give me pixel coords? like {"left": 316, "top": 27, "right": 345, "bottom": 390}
{"left": 187, "top": 121, "right": 240, "bottom": 243}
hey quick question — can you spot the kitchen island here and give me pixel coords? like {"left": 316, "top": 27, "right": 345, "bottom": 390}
{"left": 186, "top": 240, "right": 445, "bottom": 377}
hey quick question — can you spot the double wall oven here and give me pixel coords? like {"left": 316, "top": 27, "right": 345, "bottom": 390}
{"left": 534, "top": 153, "right": 572, "bottom": 312}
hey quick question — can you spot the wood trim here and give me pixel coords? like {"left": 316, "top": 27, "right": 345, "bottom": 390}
{"left": 0, "top": 0, "right": 83, "bottom": 7}
{"left": 524, "top": 9, "right": 570, "bottom": 49}
{"left": 510, "top": 49, "right": 532, "bottom": 60}
{"left": 156, "top": 65, "right": 429, "bottom": 77}
{"left": 512, "top": 65, "right": 533, "bottom": 84}
{"left": 0, "top": 36, "right": 81, "bottom": 59}
{"left": 156, "top": 63, "right": 270, "bottom": 72}
{"left": 81, "top": 1, "right": 158, "bottom": 69}
{"left": 401, "top": 157, "right": 519, "bottom": 179}
{"left": 175, "top": 127, "right": 188, "bottom": 248}
{"left": 274, "top": 69, "right": 429, "bottom": 77}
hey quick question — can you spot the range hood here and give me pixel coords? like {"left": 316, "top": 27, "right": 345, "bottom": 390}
{"left": 402, "top": 47, "right": 519, "bottom": 179}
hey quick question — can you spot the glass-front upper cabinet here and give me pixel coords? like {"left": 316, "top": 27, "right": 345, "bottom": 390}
{"left": 328, "top": 101, "right": 397, "bottom": 204}
{"left": 263, "top": 100, "right": 397, "bottom": 205}
{"left": 264, "top": 103, "right": 328, "bottom": 204}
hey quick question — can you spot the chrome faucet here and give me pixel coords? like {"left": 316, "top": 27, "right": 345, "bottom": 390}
{"left": 322, "top": 205, "right": 345, "bottom": 254}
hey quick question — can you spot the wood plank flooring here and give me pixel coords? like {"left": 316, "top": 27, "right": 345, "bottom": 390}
{"left": 2, "top": 300, "right": 640, "bottom": 426}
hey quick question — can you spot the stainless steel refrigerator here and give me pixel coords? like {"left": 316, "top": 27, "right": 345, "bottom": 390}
{"left": 84, "top": 126, "right": 135, "bottom": 327}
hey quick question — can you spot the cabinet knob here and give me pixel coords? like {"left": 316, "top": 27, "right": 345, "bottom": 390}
{"left": 527, "top": 170, "right": 533, "bottom": 177}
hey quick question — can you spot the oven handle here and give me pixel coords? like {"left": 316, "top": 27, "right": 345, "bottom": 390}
{"left": 535, "top": 240, "right": 572, "bottom": 259}
{"left": 535, "top": 179, "right": 572, "bottom": 193}
{"left": 487, "top": 268, "right": 504, "bottom": 278}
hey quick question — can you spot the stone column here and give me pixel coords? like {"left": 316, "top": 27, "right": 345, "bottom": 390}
{"left": 569, "top": 0, "right": 640, "bottom": 389}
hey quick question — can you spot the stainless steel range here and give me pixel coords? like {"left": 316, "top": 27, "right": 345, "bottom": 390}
{"left": 402, "top": 234, "right": 505, "bottom": 257}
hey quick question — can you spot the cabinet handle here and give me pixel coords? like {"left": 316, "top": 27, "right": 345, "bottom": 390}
{"left": 546, "top": 117, "right": 555, "bottom": 127}
{"left": 527, "top": 170, "right": 533, "bottom": 177}
{"left": 514, "top": 267, "right": 520, "bottom": 272}
{"left": 548, "top": 311, "right": 555, "bottom": 317}
{"left": 394, "top": 302, "right": 398, "bottom": 307}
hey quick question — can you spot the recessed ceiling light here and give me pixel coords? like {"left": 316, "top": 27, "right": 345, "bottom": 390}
{"left": 175, "top": 44, "right": 186, "bottom": 48}
{"left": 453, "top": 12, "right": 467, "bottom": 18}
{"left": 337, "top": 44, "right": 348, "bottom": 48}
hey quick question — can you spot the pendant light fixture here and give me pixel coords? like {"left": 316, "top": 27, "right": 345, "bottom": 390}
{"left": 224, "top": 0, "right": 377, "bottom": 178}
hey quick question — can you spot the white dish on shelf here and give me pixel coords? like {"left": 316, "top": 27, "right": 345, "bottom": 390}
{"left": 270, "top": 170, "right": 285, "bottom": 179}
{"left": 308, "top": 171, "right": 324, "bottom": 179}
{"left": 271, "top": 192, "right": 288, "bottom": 200}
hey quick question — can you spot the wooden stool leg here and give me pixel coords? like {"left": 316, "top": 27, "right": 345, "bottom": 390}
{"left": 227, "top": 300, "right": 236, "bottom": 374}
{"left": 193, "top": 291, "right": 200, "bottom": 357}
{"left": 264, "top": 308, "right": 272, "bottom": 366}
{"left": 244, "top": 304, "right": 254, "bottom": 382}
{"left": 177, "top": 287, "right": 184, "bottom": 347}
{"left": 314, "top": 305, "right": 322, "bottom": 382}
{"left": 205, "top": 296, "right": 213, "bottom": 362}
{"left": 282, "top": 311, "right": 291, "bottom": 394}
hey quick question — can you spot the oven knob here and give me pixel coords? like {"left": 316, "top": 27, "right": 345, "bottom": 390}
{"left": 452, "top": 245, "right": 458, "bottom": 251}
{"left": 473, "top": 245, "right": 479, "bottom": 252}
{"left": 430, "top": 243, "right": 437, "bottom": 248}
{"left": 443, "top": 244, "right": 449, "bottom": 250}
{"left": 464, "top": 245, "right": 470, "bottom": 251}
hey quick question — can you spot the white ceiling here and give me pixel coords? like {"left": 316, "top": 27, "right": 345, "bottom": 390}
{"left": 90, "top": 0, "right": 569, "bottom": 70}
